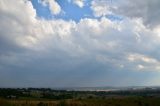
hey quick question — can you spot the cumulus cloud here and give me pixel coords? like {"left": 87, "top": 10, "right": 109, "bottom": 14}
{"left": 112, "top": 0, "right": 160, "bottom": 28}
{"left": 91, "top": 0, "right": 114, "bottom": 17}
{"left": 38, "top": 0, "right": 61, "bottom": 15}
{"left": 0, "top": 0, "right": 36, "bottom": 53}
{"left": 91, "top": 0, "right": 160, "bottom": 28}
{"left": 127, "top": 53, "right": 160, "bottom": 71}
{"left": 0, "top": 0, "right": 160, "bottom": 87}
{"left": 73, "top": 0, "right": 85, "bottom": 8}
{"left": 68, "top": 0, "right": 85, "bottom": 8}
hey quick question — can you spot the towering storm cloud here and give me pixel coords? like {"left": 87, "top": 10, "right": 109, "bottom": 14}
{"left": 0, "top": 0, "right": 160, "bottom": 87}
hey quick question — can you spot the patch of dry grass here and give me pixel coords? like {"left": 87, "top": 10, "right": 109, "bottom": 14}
{"left": 1, "top": 97, "right": 160, "bottom": 106}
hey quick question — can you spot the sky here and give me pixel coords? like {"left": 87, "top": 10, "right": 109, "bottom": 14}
{"left": 0, "top": 0, "right": 160, "bottom": 88}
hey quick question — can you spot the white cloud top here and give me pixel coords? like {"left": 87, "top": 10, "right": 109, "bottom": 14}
{"left": 39, "top": 0, "right": 61, "bottom": 15}
{"left": 73, "top": 0, "right": 85, "bottom": 8}
{"left": 91, "top": 0, "right": 113, "bottom": 17}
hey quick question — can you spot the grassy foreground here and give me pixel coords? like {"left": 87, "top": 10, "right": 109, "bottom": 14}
{"left": 1, "top": 97, "right": 160, "bottom": 106}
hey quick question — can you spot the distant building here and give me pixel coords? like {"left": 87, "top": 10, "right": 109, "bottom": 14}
{"left": 7, "top": 95, "right": 17, "bottom": 99}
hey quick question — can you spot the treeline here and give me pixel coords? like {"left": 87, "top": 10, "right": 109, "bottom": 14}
{"left": 0, "top": 88, "right": 74, "bottom": 100}
{"left": 1, "top": 88, "right": 160, "bottom": 100}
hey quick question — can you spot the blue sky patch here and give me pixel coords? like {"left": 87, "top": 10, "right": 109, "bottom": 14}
{"left": 31, "top": 0, "right": 122, "bottom": 22}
